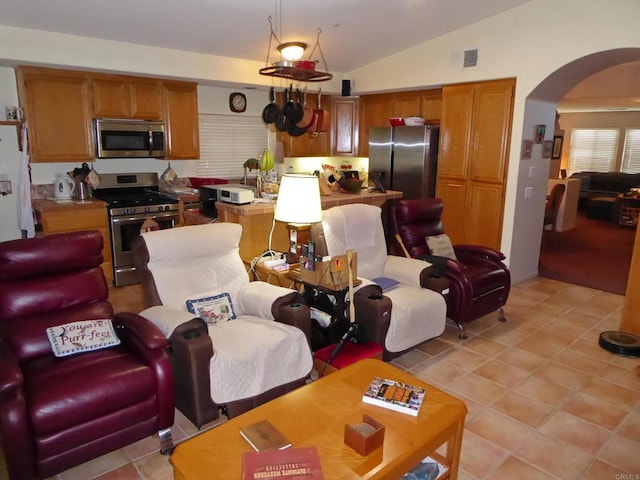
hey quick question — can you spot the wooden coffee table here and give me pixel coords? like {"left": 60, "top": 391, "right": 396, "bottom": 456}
{"left": 171, "top": 358, "right": 467, "bottom": 479}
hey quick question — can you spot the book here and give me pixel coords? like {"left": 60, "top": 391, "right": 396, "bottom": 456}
{"left": 242, "top": 446, "right": 324, "bottom": 480}
{"left": 371, "top": 276, "right": 400, "bottom": 292}
{"left": 240, "top": 420, "right": 292, "bottom": 451}
{"left": 362, "top": 377, "right": 425, "bottom": 416}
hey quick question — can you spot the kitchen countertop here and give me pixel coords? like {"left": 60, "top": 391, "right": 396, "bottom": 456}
{"left": 214, "top": 189, "right": 403, "bottom": 216}
{"left": 32, "top": 198, "right": 108, "bottom": 211}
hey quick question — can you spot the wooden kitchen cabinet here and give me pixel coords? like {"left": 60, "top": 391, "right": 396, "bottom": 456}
{"left": 16, "top": 67, "right": 95, "bottom": 163}
{"left": 436, "top": 78, "right": 514, "bottom": 250}
{"left": 359, "top": 94, "right": 393, "bottom": 157}
{"left": 358, "top": 90, "right": 442, "bottom": 157}
{"left": 32, "top": 199, "right": 114, "bottom": 285}
{"left": 392, "top": 92, "right": 422, "bottom": 118}
{"left": 420, "top": 89, "right": 443, "bottom": 124}
{"left": 280, "top": 130, "right": 331, "bottom": 157}
{"left": 331, "top": 96, "right": 359, "bottom": 156}
{"left": 92, "top": 76, "right": 162, "bottom": 120}
{"left": 163, "top": 81, "right": 200, "bottom": 159}
{"left": 16, "top": 66, "right": 199, "bottom": 162}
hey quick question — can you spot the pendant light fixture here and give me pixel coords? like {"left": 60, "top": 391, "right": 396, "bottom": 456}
{"left": 259, "top": 2, "right": 332, "bottom": 82}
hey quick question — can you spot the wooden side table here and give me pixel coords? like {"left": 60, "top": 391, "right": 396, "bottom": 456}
{"left": 618, "top": 194, "right": 640, "bottom": 227}
{"left": 286, "top": 265, "right": 363, "bottom": 350}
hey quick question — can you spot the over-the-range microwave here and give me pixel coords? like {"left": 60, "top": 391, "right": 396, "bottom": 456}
{"left": 94, "top": 118, "right": 166, "bottom": 158}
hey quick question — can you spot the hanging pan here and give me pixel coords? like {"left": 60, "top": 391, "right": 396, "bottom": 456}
{"left": 287, "top": 120, "right": 307, "bottom": 137}
{"left": 275, "top": 88, "right": 289, "bottom": 132}
{"left": 313, "top": 88, "right": 329, "bottom": 133}
{"left": 296, "top": 87, "right": 317, "bottom": 130}
{"left": 262, "top": 87, "right": 280, "bottom": 124}
{"left": 285, "top": 84, "right": 304, "bottom": 124}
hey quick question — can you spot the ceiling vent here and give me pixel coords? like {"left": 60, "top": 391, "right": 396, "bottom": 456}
{"left": 449, "top": 49, "right": 479, "bottom": 71}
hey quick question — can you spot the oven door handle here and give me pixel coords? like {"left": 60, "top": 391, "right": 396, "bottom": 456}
{"left": 111, "top": 212, "right": 179, "bottom": 225}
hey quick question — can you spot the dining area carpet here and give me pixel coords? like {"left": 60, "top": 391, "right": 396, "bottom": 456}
{"left": 539, "top": 212, "right": 636, "bottom": 295}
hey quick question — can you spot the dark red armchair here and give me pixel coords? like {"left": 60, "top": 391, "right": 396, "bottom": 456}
{"left": 0, "top": 230, "right": 175, "bottom": 480}
{"left": 390, "top": 198, "right": 510, "bottom": 339}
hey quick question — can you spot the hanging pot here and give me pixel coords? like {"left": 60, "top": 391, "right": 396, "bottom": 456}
{"left": 313, "top": 88, "right": 329, "bottom": 133}
{"left": 296, "top": 88, "right": 317, "bottom": 130}
{"left": 275, "top": 89, "right": 289, "bottom": 132}
{"left": 262, "top": 87, "right": 280, "bottom": 124}
{"left": 285, "top": 84, "right": 304, "bottom": 124}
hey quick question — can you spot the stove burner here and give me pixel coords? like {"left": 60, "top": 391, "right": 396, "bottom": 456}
{"left": 95, "top": 190, "right": 179, "bottom": 208}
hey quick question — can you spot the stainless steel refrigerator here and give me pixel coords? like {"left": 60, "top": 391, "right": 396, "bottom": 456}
{"left": 368, "top": 126, "right": 439, "bottom": 199}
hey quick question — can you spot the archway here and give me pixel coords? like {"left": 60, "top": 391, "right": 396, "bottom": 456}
{"left": 508, "top": 48, "right": 640, "bottom": 293}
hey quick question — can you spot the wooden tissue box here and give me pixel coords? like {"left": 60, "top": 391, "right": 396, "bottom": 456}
{"left": 344, "top": 414, "right": 385, "bottom": 456}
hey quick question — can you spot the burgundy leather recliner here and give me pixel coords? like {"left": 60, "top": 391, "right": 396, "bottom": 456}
{"left": 390, "top": 198, "right": 511, "bottom": 339}
{"left": 0, "top": 230, "right": 175, "bottom": 480}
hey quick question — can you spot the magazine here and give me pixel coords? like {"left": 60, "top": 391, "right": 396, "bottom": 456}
{"left": 371, "top": 277, "right": 400, "bottom": 292}
{"left": 362, "top": 377, "right": 425, "bottom": 416}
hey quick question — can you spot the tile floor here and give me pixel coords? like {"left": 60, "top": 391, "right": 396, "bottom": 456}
{"left": 1, "top": 277, "right": 639, "bottom": 480}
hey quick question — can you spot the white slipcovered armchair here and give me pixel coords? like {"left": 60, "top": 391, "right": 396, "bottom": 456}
{"left": 132, "top": 223, "right": 313, "bottom": 427}
{"left": 314, "top": 203, "right": 447, "bottom": 358}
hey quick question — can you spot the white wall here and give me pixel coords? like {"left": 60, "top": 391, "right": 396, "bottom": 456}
{"left": 0, "top": 0, "right": 638, "bottom": 283}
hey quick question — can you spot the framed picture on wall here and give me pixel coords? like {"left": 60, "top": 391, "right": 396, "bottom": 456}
{"left": 542, "top": 140, "right": 553, "bottom": 159}
{"left": 552, "top": 135, "right": 563, "bottom": 159}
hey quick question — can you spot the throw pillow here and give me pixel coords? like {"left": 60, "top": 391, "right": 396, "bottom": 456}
{"left": 425, "top": 234, "right": 457, "bottom": 260}
{"left": 186, "top": 291, "right": 236, "bottom": 325}
{"left": 46, "top": 319, "right": 121, "bottom": 357}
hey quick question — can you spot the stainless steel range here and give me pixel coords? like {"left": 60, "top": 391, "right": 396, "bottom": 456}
{"left": 93, "top": 172, "right": 179, "bottom": 286}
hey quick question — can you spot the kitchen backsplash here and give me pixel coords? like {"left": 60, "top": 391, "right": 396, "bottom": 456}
{"left": 283, "top": 157, "right": 369, "bottom": 175}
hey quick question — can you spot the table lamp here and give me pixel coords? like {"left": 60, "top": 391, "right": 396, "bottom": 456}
{"left": 274, "top": 174, "right": 323, "bottom": 264}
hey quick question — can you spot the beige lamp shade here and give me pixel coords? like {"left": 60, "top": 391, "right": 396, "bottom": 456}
{"left": 274, "top": 174, "right": 322, "bottom": 224}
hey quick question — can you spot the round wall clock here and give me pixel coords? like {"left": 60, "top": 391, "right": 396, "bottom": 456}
{"left": 229, "top": 92, "right": 247, "bottom": 113}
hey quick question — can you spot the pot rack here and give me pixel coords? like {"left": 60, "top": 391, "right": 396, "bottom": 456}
{"left": 259, "top": 17, "right": 333, "bottom": 82}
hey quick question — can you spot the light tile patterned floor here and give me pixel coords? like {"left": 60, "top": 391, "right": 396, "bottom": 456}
{"left": 1, "top": 277, "right": 638, "bottom": 480}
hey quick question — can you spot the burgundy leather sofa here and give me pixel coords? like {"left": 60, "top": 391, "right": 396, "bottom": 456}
{"left": 389, "top": 198, "right": 511, "bottom": 339}
{"left": 0, "top": 230, "right": 175, "bottom": 480}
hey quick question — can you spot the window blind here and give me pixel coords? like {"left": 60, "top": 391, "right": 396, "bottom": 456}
{"left": 567, "top": 128, "right": 619, "bottom": 175}
{"left": 622, "top": 128, "right": 640, "bottom": 174}
{"left": 196, "top": 114, "right": 269, "bottom": 178}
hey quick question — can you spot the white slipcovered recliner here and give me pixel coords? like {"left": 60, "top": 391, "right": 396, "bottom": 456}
{"left": 132, "top": 223, "right": 313, "bottom": 427}
{"left": 314, "top": 203, "right": 447, "bottom": 358}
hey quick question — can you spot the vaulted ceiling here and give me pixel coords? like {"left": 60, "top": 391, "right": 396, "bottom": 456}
{"left": 0, "top": 0, "right": 532, "bottom": 73}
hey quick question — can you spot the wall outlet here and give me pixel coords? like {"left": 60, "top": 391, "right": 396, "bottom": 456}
{"left": 0, "top": 181, "right": 12, "bottom": 195}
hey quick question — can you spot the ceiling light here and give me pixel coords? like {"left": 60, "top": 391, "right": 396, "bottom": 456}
{"left": 278, "top": 42, "right": 307, "bottom": 61}
{"left": 260, "top": 16, "right": 332, "bottom": 81}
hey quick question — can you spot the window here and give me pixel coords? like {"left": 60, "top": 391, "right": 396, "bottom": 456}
{"left": 622, "top": 128, "right": 640, "bottom": 174}
{"left": 196, "top": 114, "right": 269, "bottom": 178}
{"left": 567, "top": 128, "right": 619, "bottom": 175}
